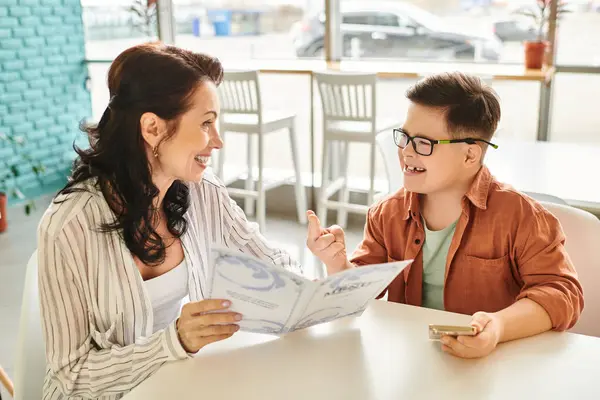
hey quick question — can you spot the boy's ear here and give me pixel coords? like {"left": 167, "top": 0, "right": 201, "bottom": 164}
{"left": 465, "top": 144, "right": 482, "bottom": 166}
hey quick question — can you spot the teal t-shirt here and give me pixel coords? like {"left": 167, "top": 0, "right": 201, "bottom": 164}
{"left": 421, "top": 219, "right": 458, "bottom": 311}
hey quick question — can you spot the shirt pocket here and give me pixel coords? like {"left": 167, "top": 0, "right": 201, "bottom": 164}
{"left": 464, "top": 254, "right": 510, "bottom": 268}
{"left": 462, "top": 254, "right": 519, "bottom": 303}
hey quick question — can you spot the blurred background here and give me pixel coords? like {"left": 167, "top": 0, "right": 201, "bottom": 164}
{"left": 82, "top": 0, "right": 600, "bottom": 189}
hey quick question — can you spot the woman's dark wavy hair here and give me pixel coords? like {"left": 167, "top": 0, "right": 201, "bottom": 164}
{"left": 56, "top": 42, "right": 223, "bottom": 266}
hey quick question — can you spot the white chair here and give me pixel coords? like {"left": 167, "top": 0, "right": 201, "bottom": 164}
{"left": 216, "top": 70, "right": 307, "bottom": 230}
{"left": 524, "top": 191, "right": 568, "bottom": 205}
{"left": 13, "top": 250, "right": 46, "bottom": 400}
{"left": 539, "top": 202, "right": 600, "bottom": 338}
{"left": 314, "top": 71, "right": 401, "bottom": 227}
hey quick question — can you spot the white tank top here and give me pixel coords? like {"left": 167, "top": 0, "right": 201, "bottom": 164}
{"left": 143, "top": 259, "right": 189, "bottom": 333}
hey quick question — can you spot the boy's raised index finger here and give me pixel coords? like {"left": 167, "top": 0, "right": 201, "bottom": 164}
{"left": 306, "top": 211, "right": 323, "bottom": 239}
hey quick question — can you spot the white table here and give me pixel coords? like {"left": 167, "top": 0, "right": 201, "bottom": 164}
{"left": 486, "top": 138, "right": 600, "bottom": 212}
{"left": 124, "top": 300, "right": 600, "bottom": 400}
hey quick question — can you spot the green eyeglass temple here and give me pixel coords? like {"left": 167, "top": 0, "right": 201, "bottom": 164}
{"left": 436, "top": 138, "right": 499, "bottom": 149}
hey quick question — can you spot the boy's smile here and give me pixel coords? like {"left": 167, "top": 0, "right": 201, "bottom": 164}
{"left": 402, "top": 161, "right": 427, "bottom": 176}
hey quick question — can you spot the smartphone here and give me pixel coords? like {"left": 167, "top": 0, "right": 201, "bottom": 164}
{"left": 428, "top": 324, "right": 477, "bottom": 340}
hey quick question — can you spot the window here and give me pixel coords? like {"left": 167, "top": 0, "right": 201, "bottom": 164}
{"left": 82, "top": 0, "right": 158, "bottom": 61}
{"left": 343, "top": 12, "right": 402, "bottom": 28}
{"left": 173, "top": 0, "right": 318, "bottom": 61}
{"left": 551, "top": 74, "right": 600, "bottom": 144}
{"left": 373, "top": 13, "right": 400, "bottom": 27}
{"left": 342, "top": 13, "right": 372, "bottom": 26}
{"left": 556, "top": 5, "right": 600, "bottom": 66}
{"left": 337, "top": 1, "right": 520, "bottom": 63}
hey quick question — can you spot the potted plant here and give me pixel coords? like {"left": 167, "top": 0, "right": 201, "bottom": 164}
{"left": 514, "top": 0, "right": 571, "bottom": 69}
{"left": 0, "top": 132, "right": 46, "bottom": 233}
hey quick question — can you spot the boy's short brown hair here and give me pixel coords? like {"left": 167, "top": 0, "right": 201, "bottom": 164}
{"left": 406, "top": 72, "right": 501, "bottom": 141}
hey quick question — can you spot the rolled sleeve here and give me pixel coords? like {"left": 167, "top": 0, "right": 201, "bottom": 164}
{"left": 515, "top": 207, "right": 584, "bottom": 331}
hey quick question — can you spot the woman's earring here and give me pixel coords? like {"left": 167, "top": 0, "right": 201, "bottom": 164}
{"left": 153, "top": 145, "right": 159, "bottom": 159}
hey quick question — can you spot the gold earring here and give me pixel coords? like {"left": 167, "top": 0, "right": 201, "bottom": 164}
{"left": 153, "top": 145, "right": 159, "bottom": 158}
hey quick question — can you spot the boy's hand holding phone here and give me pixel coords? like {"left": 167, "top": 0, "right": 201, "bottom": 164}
{"left": 306, "top": 210, "right": 353, "bottom": 275}
{"left": 439, "top": 312, "right": 504, "bottom": 359}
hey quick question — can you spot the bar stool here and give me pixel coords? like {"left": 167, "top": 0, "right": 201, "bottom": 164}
{"left": 314, "top": 71, "right": 402, "bottom": 228}
{"left": 216, "top": 70, "right": 307, "bottom": 231}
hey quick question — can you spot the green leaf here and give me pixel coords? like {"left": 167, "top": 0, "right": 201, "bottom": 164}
{"left": 10, "top": 165, "right": 19, "bottom": 177}
{"left": 25, "top": 203, "right": 31, "bottom": 215}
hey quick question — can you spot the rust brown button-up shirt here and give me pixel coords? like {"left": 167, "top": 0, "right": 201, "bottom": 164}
{"left": 350, "top": 166, "right": 584, "bottom": 331}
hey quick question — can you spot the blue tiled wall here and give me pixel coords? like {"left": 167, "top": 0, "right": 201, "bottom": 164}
{"left": 0, "top": 0, "right": 91, "bottom": 202}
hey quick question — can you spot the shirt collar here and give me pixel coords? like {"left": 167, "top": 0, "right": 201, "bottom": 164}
{"left": 402, "top": 165, "right": 492, "bottom": 220}
{"left": 465, "top": 165, "right": 492, "bottom": 211}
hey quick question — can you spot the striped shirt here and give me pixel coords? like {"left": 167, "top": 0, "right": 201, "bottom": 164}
{"left": 37, "top": 171, "right": 302, "bottom": 399}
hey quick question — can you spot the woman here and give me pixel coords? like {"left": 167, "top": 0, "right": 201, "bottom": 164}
{"left": 37, "top": 42, "right": 302, "bottom": 399}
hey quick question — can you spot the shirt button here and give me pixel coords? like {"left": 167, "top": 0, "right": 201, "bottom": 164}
{"left": 415, "top": 239, "right": 421, "bottom": 245}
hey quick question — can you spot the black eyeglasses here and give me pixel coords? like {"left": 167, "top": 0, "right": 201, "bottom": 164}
{"left": 393, "top": 128, "right": 498, "bottom": 157}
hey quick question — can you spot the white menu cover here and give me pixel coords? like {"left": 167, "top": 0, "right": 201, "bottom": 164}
{"left": 206, "top": 247, "right": 412, "bottom": 335}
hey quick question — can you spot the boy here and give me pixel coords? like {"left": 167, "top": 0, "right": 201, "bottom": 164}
{"left": 306, "top": 72, "right": 583, "bottom": 359}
